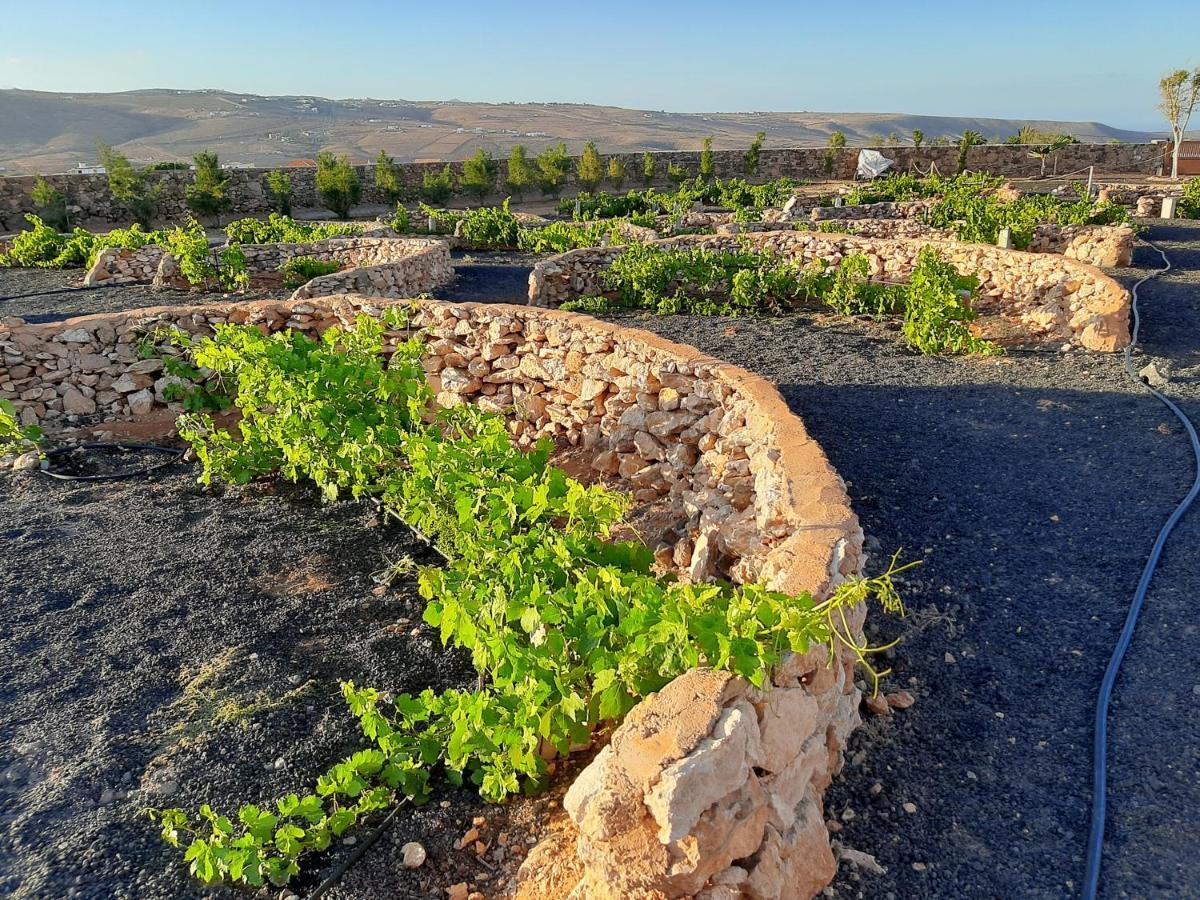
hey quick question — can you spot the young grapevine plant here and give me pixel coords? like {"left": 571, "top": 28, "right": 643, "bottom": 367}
{"left": 149, "top": 313, "right": 907, "bottom": 889}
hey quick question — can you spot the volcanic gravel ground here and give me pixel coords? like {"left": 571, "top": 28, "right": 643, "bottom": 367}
{"left": 0, "top": 267, "right": 281, "bottom": 325}
{"left": 595, "top": 219, "right": 1200, "bottom": 899}
{"left": 433, "top": 250, "right": 543, "bottom": 305}
{"left": 0, "top": 469, "right": 515, "bottom": 899}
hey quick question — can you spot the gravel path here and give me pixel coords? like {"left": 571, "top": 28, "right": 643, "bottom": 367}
{"left": 0, "top": 469, "right": 514, "bottom": 899}
{"left": 598, "top": 220, "right": 1200, "bottom": 899}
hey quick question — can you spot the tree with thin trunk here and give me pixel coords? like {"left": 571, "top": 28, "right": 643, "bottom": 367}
{"left": 1160, "top": 67, "right": 1200, "bottom": 179}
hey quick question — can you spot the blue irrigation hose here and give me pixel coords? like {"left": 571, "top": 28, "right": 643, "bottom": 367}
{"left": 1084, "top": 239, "right": 1200, "bottom": 899}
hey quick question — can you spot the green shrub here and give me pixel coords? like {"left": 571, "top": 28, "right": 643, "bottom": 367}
{"left": 98, "top": 142, "right": 158, "bottom": 225}
{"left": 150, "top": 313, "right": 906, "bottom": 889}
{"left": 1181, "top": 177, "right": 1200, "bottom": 218}
{"left": 144, "top": 161, "right": 191, "bottom": 171}
{"left": 536, "top": 143, "right": 571, "bottom": 196}
{"left": 224, "top": 214, "right": 361, "bottom": 245}
{"left": 607, "top": 157, "right": 627, "bottom": 189}
{"left": 744, "top": 131, "right": 765, "bottom": 176}
{"left": 666, "top": 163, "right": 689, "bottom": 186}
{"left": 185, "top": 151, "right": 231, "bottom": 220}
{"left": 517, "top": 220, "right": 629, "bottom": 254}
{"left": 31, "top": 176, "right": 69, "bottom": 231}
{"left": 506, "top": 145, "right": 536, "bottom": 200}
{"left": 642, "top": 151, "right": 656, "bottom": 186}
{"left": 460, "top": 148, "right": 498, "bottom": 202}
{"left": 278, "top": 255, "right": 341, "bottom": 288}
{"left": 456, "top": 200, "right": 520, "bottom": 248}
{"left": 390, "top": 204, "right": 410, "bottom": 233}
{"left": 374, "top": 150, "right": 403, "bottom": 204}
{"left": 699, "top": 137, "right": 715, "bottom": 181}
{"left": 577, "top": 141, "right": 604, "bottom": 192}
{"left": 265, "top": 170, "right": 292, "bottom": 215}
{"left": 421, "top": 165, "right": 455, "bottom": 204}
{"left": 315, "top": 152, "right": 361, "bottom": 219}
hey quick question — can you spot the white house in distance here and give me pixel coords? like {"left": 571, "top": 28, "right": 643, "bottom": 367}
{"left": 74, "top": 163, "right": 107, "bottom": 175}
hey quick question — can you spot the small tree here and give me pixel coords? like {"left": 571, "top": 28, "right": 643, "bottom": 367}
{"left": 642, "top": 151, "right": 656, "bottom": 186}
{"left": 823, "top": 132, "right": 846, "bottom": 177}
{"left": 315, "top": 152, "right": 361, "bottom": 219}
{"left": 607, "top": 156, "right": 627, "bottom": 189}
{"left": 31, "top": 176, "right": 68, "bottom": 231}
{"left": 1160, "top": 67, "right": 1200, "bottom": 179}
{"left": 97, "top": 142, "right": 156, "bottom": 225}
{"left": 699, "top": 136, "right": 715, "bottom": 181}
{"left": 461, "top": 147, "right": 499, "bottom": 201}
{"left": 957, "top": 130, "right": 986, "bottom": 173}
{"left": 265, "top": 170, "right": 292, "bottom": 214}
{"left": 536, "top": 143, "right": 571, "bottom": 196}
{"left": 667, "top": 163, "right": 689, "bottom": 186}
{"left": 828, "top": 131, "right": 846, "bottom": 150}
{"left": 744, "top": 131, "right": 765, "bottom": 176}
{"left": 186, "top": 151, "right": 231, "bottom": 220}
{"left": 374, "top": 150, "right": 402, "bottom": 203}
{"left": 421, "top": 165, "right": 455, "bottom": 204}
{"left": 506, "top": 145, "right": 536, "bottom": 200}
{"left": 577, "top": 141, "right": 604, "bottom": 191}
{"left": 911, "top": 129, "right": 925, "bottom": 149}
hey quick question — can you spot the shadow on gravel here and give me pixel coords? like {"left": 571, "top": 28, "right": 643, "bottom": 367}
{"left": 784, "top": 380, "right": 1200, "bottom": 899}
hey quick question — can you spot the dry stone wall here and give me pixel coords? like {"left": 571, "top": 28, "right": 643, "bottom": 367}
{"left": 0, "top": 292, "right": 867, "bottom": 898}
{"left": 0, "top": 144, "right": 1162, "bottom": 230}
{"left": 82, "top": 236, "right": 452, "bottom": 300}
{"left": 529, "top": 230, "right": 1131, "bottom": 351}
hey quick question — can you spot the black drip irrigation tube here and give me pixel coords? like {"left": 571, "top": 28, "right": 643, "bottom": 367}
{"left": 1083, "top": 240, "right": 1200, "bottom": 899}
{"left": 38, "top": 443, "right": 186, "bottom": 482}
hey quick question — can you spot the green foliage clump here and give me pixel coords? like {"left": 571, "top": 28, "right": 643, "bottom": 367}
{"left": 161, "top": 217, "right": 248, "bottom": 291}
{"left": 505, "top": 146, "right": 536, "bottom": 200}
{"left": 151, "top": 313, "right": 907, "bottom": 888}
{"left": 265, "top": 171, "right": 293, "bottom": 214}
{"left": 516, "top": 220, "right": 635, "bottom": 254}
{"left": 98, "top": 143, "right": 159, "bottom": 225}
{"left": 144, "top": 161, "right": 192, "bottom": 171}
{"left": 699, "top": 137, "right": 715, "bottom": 181}
{"left": 278, "top": 255, "right": 340, "bottom": 288}
{"left": 224, "top": 214, "right": 362, "bottom": 245}
{"left": 460, "top": 148, "right": 498, "bottom": 201}
{"left": 374, "top": 150, "right": 403, "bottom": 204}
{"left": 744, "top": 131, "right": 766, "bottom": 176}
{"left": 390, "top": 204, "right": 410, "bottom": 233}
{"left": 185, "top": 151, "right": 231, "bottom": 219}
{"left": 315, "top": 152, "right": 361, "bottom": 220}
{"left": 911, "top": 129, "right": 924, "bottom": 149}
{"left": 642, "top": 151, "right": 656, "bottom": 186}
{"left": 1180, "top": 177, "right": 1200, "bottom": 219}
{"left": 957, "top": 130, "right": 986, "bottom": 172}
{"left": 421, "top": 165, "right": 455, "bottom": 204}
{"left": 666, "top": 163, "right": 689, "bottom": 186}
{"left": 577, "top": 141, "right": 604, "bottom": 192}
{"left": 0, "top": 215, "right": 88, "bottom": 268}
{"left": 31, "top": 176, "right": 69, "bottom": 231}
{"left": 456, "top": 200, "right": 520, "bottom": 248}
{"left": 606, "top": 156, "right": 627, "bottom": 189}
{"left": 0, "top": 399, "right": 42, "bottom": 457}
{"left": 536, "top": 143, "right": 571, "bottom": 196}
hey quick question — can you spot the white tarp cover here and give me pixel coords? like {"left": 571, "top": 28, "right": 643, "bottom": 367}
{"left": 856, "top": 149, "right": 894, "bottom": 179}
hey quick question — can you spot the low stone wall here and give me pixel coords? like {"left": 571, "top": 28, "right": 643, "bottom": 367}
{"left": 810, "top": 199, "right": 937, "bottom": 221}
{"left": 1, "top": 293, "right": 867, "bottom": 898}
{"left": 529, "top": 230, "right": 1131, "bottom": 351}
{"left": 82, "top": 236, "right": 452, "bottom": 300}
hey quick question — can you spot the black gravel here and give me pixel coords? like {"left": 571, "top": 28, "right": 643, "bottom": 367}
{"left": 433, "top": 250, "right": 542, "bottom": 305}
{"left": 0, "top": 469, "right": 496, "bottom": 900}
{"left": 0, "top": 267, "right": 275, "bottom": 324}
{"left": 594, "top": 220, "right": 1200, "bottom": 899}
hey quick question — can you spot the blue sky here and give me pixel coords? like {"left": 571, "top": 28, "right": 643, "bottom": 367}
{"left": 1, "top": 0, "right": 1197, "bottom": 130}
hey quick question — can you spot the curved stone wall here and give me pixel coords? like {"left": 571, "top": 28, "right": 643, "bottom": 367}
{"left": 1, "top": 293, "right": 869, "bottom": 898}
{"left": 82, "top": 236, "right": 452, "bottom": 300}
{"left": 528, "top": 230, "right": 1132, "bottom": 351}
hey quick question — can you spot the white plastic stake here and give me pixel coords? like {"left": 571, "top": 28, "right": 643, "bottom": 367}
{"left": 1161, "top": 196, "right": 1178, "bottom": 220}
{"left": 1086, "top": 165, "right": 1094, "bottom": 199}
{"left": 997, "top": 227, "right": 1013, "bottom": 249}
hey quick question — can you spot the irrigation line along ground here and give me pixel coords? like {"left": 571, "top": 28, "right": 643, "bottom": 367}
{"left": 1083, "top": 240, "right": 1200, "bottom": 899}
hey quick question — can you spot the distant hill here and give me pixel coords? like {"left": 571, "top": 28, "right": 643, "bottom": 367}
{"left": 0, "top": 88, "right": 1165, "bottom": 175}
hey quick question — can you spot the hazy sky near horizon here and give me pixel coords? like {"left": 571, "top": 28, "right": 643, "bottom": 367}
{"left": 1, "top": 0, "right": 1197, "bottom": 130}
